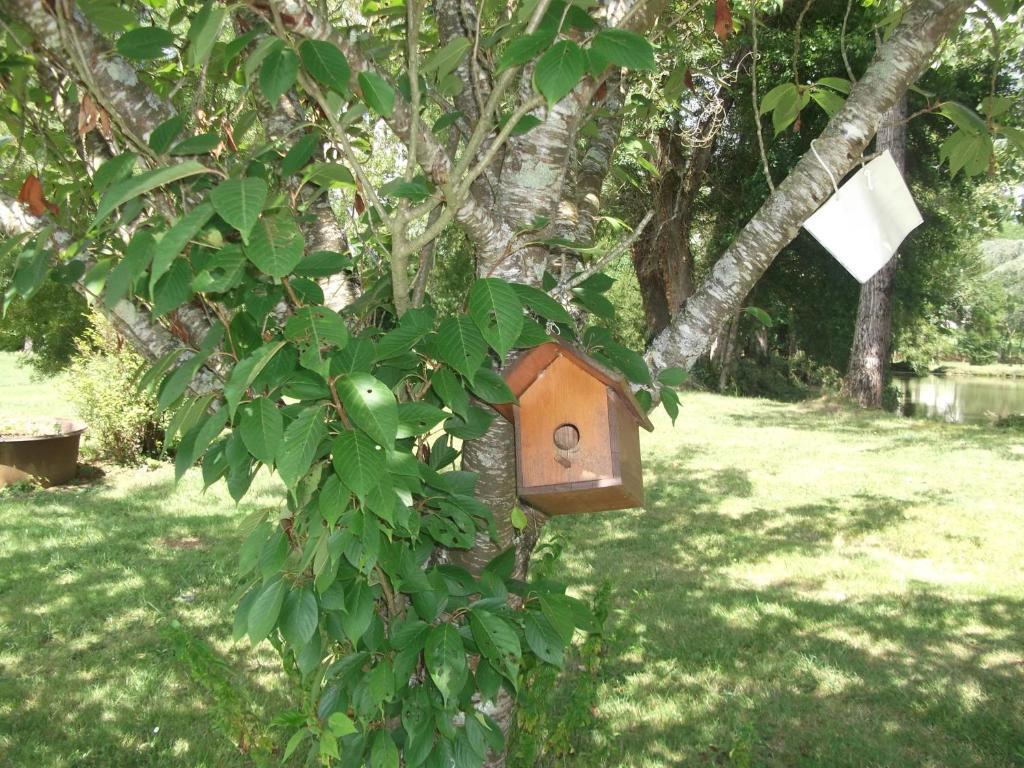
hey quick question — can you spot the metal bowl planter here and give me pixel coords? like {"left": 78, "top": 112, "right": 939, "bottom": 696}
{"left": 0, "top": 419, "right": 86, "bottom": 487}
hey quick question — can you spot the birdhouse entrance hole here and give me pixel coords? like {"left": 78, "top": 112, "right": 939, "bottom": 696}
{"left": 553, "top": 423, "right": 580, "bottom": 451}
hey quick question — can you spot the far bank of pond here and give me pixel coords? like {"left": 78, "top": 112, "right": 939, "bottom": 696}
{"left": 895, "top": 370, "right": 1024, "bottom": 423}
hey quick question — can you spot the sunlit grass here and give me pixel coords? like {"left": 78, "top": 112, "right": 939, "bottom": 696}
{"left": 540, "top": 393, "right": 1024, "bottom": 767}
{"left": 2, "top": 353, "right": 1023, "bottom": 766}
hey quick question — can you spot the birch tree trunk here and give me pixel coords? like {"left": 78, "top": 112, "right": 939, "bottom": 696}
{"left": 646, "top": 0, "right": 968, "bottom": 374}
{"left": 843, "top": 95, "right": 906, "bottom": 407}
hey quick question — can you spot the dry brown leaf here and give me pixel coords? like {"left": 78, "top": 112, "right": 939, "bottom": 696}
{"left": 714, "top": 0, "right": 733, "bottom": 41}
{"left": 17, "top": 175, "right": 58, "bottom": 217}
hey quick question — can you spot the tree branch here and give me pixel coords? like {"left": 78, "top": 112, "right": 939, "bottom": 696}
{"left": 646, "top": 0, "right": 970, "bottom": 374}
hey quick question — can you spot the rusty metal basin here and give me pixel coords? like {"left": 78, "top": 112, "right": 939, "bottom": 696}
{"left": 0, "top": 419, "right": 86, "bottom": 487}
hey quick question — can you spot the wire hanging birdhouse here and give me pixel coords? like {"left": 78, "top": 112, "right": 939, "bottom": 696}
{"left": 493, "top": 341, "right": 654, "bottom": 515}
{"left": 803, "top": 149, "right": 923, "bottom": 283}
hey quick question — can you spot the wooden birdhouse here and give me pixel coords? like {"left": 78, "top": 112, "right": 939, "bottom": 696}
{"left": 494, "top": 341, "right": 653, "bottom": 515}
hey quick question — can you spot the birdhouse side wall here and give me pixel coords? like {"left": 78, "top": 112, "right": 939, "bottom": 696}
{"left": 609, "top": 390, "right": 644, "bottom": 506}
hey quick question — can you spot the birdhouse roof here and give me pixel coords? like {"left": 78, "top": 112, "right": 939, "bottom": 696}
{"left": 493, "top": 340, "right": 655, "bottom": 431}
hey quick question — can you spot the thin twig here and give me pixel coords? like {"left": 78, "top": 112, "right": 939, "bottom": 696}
{"left": 750, "top": 0, "right": 776, "bottom": 192}
{"left": 841, "top": 0, "right": 857, "bottom": 83}
{"left": 792, "top": 0, "right": 815, "bottom": 87}
{"left": 564, "top": 210, "right": 654, "bottom": 290}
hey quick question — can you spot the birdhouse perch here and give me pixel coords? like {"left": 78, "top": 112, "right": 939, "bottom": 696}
{"left": 493, "top": 341, "right": 654, "bottom": 515}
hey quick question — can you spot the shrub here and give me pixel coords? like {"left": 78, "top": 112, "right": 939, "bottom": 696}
{"left": 65, "top": 314, "right": 166, "bottom": 464}
{"left": 996, "top": 413, "right": 1024, "bottom": 431}
{"left": 0, "top": 240, "right": 90, "bottom": 374}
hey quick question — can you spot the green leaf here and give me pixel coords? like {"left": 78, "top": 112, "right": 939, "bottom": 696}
{"left": 759, "top": 82, "right": 797, "bottom": 115}
{"left": 245, "top": 212, "right": 305, "bottom": 277}
{"left": 286, "top": 306, "right": 349, "bottom": 373}
{"left": 431, "top": 367, "right": 470, "bottom": 418}
{"left": 305, "top": 162, "right": 356, "bottom": 188}
{"left": 260, "top": 45, "right": 299, "bottom": 105}
{"left": 169, "top": 132, "right": 221, "bottom": 156}
{"left": 332, "top": 430, "right": 386, "bottom": 498}
{"left": 533, "top": 41, "right": 586, "bottom": 106}
{"left": 192, "top": 244, "right": 246, "bottom": 293}
{"left": 510, "top": 282, "right": 572, "bottom": 326}
{"left": 105, "top": 229, "right": 154, "bottom": 309}
{"left": 939, "top": 128, "right": 993, "bottom": 178}
{"left": 93, "top": 152, "right": 138, "bottom": 194}
{"left": 444, "top": 406, "right": 494, "bottom": 440}
{"left": 283, "top": 729, "right": 308, "bottom": 761}
{"left": 661, "top": 385, "right": 679, "bottom": 424}
{"left": 157, "top": 324, "right": 224, "bottom": 411}
{"left": 175, "top": 406, "right": 227, "bottom": 481}
{"left": 497, "top": 31, "right": 551, "bottom": 72}
{"left": 436, "top": 316, "right": 489, "bottom": 378}
{"left": 524, "top": 611, "right": 563, "bottom": 668}
{"left": 248, "top": 579, "right": 288, "bottom": 644}
{"left": 939, "top": 101, "right": 987, "bottom": 135}
{"left": 510, "top": 505, "right": 527, "bottom": 530}
{"left": 810, "top": 88, "right": 845, "bottom": 118}
{"left": 816, "top": 76, "right": 851, "bottom": 95}
{"left": 469, "top": 367, "right": 515, "bottom": 404}
{"left": 79, "top": 0, "right": 136, "bottom": 34}
{"left": 337, "top": 372, "right": 399, "bottom": 447}
{"left": 94, "top": 161, "right": 211, "bottom": 225}
{"left": 277, "top": 406, "right": 327, "bottom": 488}
{"left": 468, "top": 278, "right": 523, "bottom": 361}
{"left": 422, "top": 37, "right": 470, "bottom": 79}
{"left": 294, "top": 250, "right": 350, "bottom": 278}
{"left": 358, "top": 71, "right": 396, "bottom": 117}
{"left": 371, "top": 731, "right": 399, "bottom": 768}
{"left": 152, "top": 259, "right": 192, "bottom": 316}
{"left": 280, "top": 586, "right": 318, "bottom": 648}
{"left": 744, "top": 306, "right": 773, "bottom": 327}
{"left": 999, "top": 125, "right": 1024, "bottom": 154}
{"left": 469, "top": 610, "right": 521, "bottom": 681}
{"left": 148, "top": 116, "right": 184, "bottom": 155}
{"left": 299, "top": 39, "right": 351, "bottom": 94}
{"left": 186, "top": 3, "right": 226, "bottom": 68}
{"left": 657, "top": 367, "right": 688, "bottom": 387}
{"left": 225, "top": 341, "right": 286, "bottom": 417}
{"left": 771, "top": 86, "right": 802, "bottom": 136}
{"left": 425, "top": 623, "right": 467, "bottom": 703}
{"left": 588, "top": 29, "right": 655, "bottom": 71}
{"left": 397, "top": 402, "right": 446, "bottom": 438}
{"left": 116, "top": 27, "right": 175, "bottom": 61}
{"left": 150, "top": 202, "right": 215, "bottom": 294}
{"left": 539, "top": 594, "right": 575, "bottom": 644}
{"left": 238, "top": 397, "right": 283, "bottom": 466}
{"left": 329, "top": 712, "right": 356, "bottom": 737}
{"left": 282, "top": 132, "right": 320, "bottom": 176}
{"left": 377, "top": 306, "right": 435, "bottom": 359}
{"left": 210, "top": 177, "right": 268, "bottom": 243}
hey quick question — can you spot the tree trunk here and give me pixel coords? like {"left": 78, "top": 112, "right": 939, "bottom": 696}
{"left": 646, "top": 0, "right": 968, "bottom": 375}
{"left": 843, "top": 95, "right": 906, "bottom": 407}
{"left": 631, "top": 128, "right": 695, "bottom": 338}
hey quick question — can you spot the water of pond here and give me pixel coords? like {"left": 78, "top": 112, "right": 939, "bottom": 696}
{"left": 895, "top": 374, "right": 1024, "bottom": 424}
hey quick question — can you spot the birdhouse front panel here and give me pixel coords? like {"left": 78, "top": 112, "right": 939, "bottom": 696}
{"left": 516, "top": 354, "right": 614, "bottom": 488}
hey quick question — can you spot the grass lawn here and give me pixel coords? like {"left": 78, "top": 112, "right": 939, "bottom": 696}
{"left": 2, "top": 353, "right": 1023, "bottom": 766}
{"left": 546, "top": 395, "right": 1024, "bottom": 767}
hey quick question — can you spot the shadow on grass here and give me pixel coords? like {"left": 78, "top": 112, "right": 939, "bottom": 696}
{"left": 0, "top": 469, "right": 288, "bottom": 768}
{"left": 542, "top": 448, "right": 1024, "bottom": 768}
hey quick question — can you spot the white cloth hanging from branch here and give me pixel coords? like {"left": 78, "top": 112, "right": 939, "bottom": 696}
{"left": 803, "top": 149, "right": 923, "bottom": 283}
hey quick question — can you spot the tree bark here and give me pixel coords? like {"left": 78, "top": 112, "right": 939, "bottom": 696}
{"left": 631, "top": 127, "right": 698, "bottom": 338}
{"left": 843, "top": 94, "right": 906, "bottom": 407}
{"left": 646, "top": 0, "right": 968, "bottom": 374}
